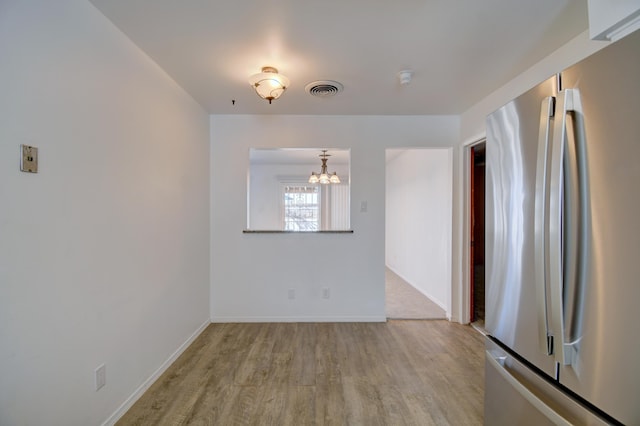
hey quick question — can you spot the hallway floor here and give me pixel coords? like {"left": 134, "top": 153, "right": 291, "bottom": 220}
{"left": 385, "top": 268, "right": 447, "bottom": 320}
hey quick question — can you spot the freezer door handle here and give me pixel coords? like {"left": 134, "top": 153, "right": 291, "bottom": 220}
{"left": 534, "top": 96, "right": 555, "bottom": 356}
{"left": 486, "top": 350, "right": 573, "bottom": 425}
{"left": 549, "top": 88, "right": 589, "bottom": 366}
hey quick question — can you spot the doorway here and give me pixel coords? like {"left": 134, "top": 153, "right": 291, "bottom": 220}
{"left": 385, "top": 148, "right": 452, "bottom": 319}
{"left": 469, "top": 142, "right": 486, "bottom": 326}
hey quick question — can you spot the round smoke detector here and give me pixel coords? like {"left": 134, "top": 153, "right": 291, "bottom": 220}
{"left": 305, "top": 80, "right": 344, "bottom": 97}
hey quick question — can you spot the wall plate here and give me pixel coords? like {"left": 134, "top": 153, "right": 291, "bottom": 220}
{"left": 20, "top": 144, "right": 38, "bottom": 173}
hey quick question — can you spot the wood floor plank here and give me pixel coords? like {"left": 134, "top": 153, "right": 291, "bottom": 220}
{"left": 314, "top": 382, "right": 346, "bottom": 426}
{"left": 315, "top": 324, "right": 342, "bottom": 386}
{"left": 233, "top": 324, "right": 278, "bottom": 386}
{"left": 341, "top": 377, "right": 386, "bottom": 426}
{"left": 289, "top": 324, "right": 317, "bottom": 386}
{"left": 250, "top": 385, "right": 288, "bottom": 426}
{"left": 117, "top": 320, "right": 484, "bottom": 425}
{"left": 282, "top": 385, "right": 315, "bottom": 426}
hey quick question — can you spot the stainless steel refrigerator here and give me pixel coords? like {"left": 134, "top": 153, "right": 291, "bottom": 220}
{"left": 485, "top": 29, "right": 640, "bottom": 425}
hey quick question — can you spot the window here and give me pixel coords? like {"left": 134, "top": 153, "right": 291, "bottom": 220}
{"left": 281, "top": 182, "right": 349, "bottom": 231}
{"left": 283, "top": 185, "right": 319, "bottom": 231}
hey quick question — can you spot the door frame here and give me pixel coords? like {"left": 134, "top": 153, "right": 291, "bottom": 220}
{"left": 461, "top": 138, "right": 486, "bottom": 325}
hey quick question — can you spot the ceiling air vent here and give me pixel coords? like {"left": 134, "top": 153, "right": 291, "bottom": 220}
{"left": 305, "top": 80, "right": 344, "bottom": 97}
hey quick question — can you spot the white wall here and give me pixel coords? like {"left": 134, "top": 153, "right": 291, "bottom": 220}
{"left": 211, "top": 115, "right": 459, "bottom": 322}
{"left": 0, "top": 1, "right": 210, "bottom": 424}
{"left": 249, "top": 163, "right": 309, "bottom": 230}
{"left": 386, "top": 149, "right": 452, "bottom": 312}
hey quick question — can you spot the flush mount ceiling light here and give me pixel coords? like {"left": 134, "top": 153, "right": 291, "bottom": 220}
{"left": 309, "top": 150, "right": 341, "bottom": 184}
{"left": 248, "top": 66, "right": 290, "bottom": 104}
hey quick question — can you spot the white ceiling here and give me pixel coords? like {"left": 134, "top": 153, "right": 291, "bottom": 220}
{"left": 88, "top": 0, "right": 588, "bottom": 115}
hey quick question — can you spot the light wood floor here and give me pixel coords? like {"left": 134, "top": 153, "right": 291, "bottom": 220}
{"left": 117, "top": 321, "right": 484, "bottom": 425}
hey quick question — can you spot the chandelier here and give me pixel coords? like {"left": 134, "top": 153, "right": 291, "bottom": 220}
{"left": 308, "top": 150, "right": 340, "bottom": 184}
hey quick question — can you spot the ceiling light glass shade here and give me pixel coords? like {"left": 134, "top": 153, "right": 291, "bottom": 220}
{"left": 248, "top": 66, "right": 290, "bottom": 104}
{"left": 319, "top": 173, "right": 331, "bottom": 184}
{"left": 308, "top": 172, "right": 319, "bottom": 184}
{"left": 330, "top": 173, "right": 341, "bottom": 184}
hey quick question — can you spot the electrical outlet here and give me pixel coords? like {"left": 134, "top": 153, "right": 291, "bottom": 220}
{"left": 288, "top": 289, "right": 295, "bottom": 300}
{"left": 322, "top": 287, "right": 331, "bottom": 299}
{"left": 95, "top": 364, "right": 106, "bottom": 391}
{"left": 20, "top": 144, "right": 38, "bottom": 173}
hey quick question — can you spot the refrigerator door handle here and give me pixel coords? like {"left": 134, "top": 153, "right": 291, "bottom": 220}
{"left": 549, "top": 88, "right": 588, "bottom": 366}
{"left": 534, "top": 96, "right": 555, "bottom": 356}
{"left": 486, "top": 350, "right": 573, "bottom": 425}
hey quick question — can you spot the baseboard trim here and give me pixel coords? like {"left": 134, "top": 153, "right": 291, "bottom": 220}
{"left": 101, "top": 319, "right": 210, "bottom": 426}
{"left": 210, "top": 315, "right": 387, "bottom": 323}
